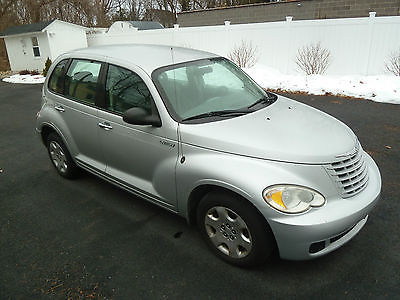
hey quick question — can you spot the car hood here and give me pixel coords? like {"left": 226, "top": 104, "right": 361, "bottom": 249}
{"left": 179, "top": 96, "right": 357, "bottom": 164}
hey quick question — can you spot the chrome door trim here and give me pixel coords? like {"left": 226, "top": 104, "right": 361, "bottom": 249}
{"left": 98, "top": 121, "right": 113, "bottom": 130}
{"left": 54, "top": 105, "right": 65, "bottom": 112}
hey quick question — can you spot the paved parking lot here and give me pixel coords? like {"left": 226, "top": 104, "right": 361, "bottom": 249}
{"left": 0, "top": 81, "right": 399, "bottom": 299}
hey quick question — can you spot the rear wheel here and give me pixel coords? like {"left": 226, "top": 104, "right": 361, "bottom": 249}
{"left": 46, "top": 133, "right": 78, "bottom": 179}
{"left": 197, "top": 190, "right": 275, "bottom": 267}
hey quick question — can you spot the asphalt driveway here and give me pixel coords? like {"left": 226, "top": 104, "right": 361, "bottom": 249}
{"left": 0, "top": 81, "right": 399, "bottom": 299}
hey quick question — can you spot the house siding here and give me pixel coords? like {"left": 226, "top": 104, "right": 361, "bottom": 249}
{"left": 46, "top": 21, "right": 88, "bottom": 62}
{"left": 4, "top": 32, "right": 51, "bottom": 71}
{"left": 2, "top": 21, "right": 88, "bottom": 72}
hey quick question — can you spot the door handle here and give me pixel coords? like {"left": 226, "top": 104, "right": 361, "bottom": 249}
{"left": 98, "top": 122, "right": 113, "bottom": 130}
{"left": 54, "top": 105, "right": 65, "bottom": 112}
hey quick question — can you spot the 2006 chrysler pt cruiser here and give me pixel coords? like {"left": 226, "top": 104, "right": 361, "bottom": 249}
{"left": 36, "top": 44, "right": 381, "bottom": 267}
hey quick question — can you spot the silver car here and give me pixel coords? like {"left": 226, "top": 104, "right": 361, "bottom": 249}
{"left": 36, "top": 44, "right": 381, "bottom": 267}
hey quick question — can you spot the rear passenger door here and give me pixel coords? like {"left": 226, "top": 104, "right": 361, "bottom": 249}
{"left": 49, "top": 58, "right": 105, "bottom": 172}
{"left": 97, "top": 64, "right": 178, "bottom": 207}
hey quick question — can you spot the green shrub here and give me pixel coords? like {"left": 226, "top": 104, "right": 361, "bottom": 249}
{"left": 42, "top": 58, "right": 52, "bottom": 76}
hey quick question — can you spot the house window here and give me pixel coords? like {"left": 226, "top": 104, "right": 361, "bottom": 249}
{"left": 31, "top": 37, "right": 40, "bottom": 57}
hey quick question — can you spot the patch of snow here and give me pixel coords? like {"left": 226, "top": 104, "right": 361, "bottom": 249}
{"left": 2, "top": 74, "right": 45, "bottom": 84}
{"left": 245, "top": 65, "right": 400, "bottom": 104}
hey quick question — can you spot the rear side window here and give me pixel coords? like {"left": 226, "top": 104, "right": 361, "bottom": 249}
{"left": 48, "top": 59, "right": 68, "bottom": 94}
{"left": 64, "top": 59, "right": 102, "bottom": 105}
{"left": 105, "top": 65, "right": 153, "bottom": 114}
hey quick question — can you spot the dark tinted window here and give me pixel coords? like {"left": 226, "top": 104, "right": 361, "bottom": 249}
{"left": 105, "top": 65, "right": 152, "bottom": 114}
{"left": 48, "top": 59, "right": 68, "bottom": 94}
{"left": 33, "top": 47, "right": 41, "bottom": 57}
{"left": 64, "top": 59, "right": 102, "bottom": 105}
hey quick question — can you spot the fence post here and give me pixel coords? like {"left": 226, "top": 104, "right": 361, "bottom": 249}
{"left": 365, "top": 12, "right": 376, "bottom": 75}
{"left": 172, "top": 24, "right": 179, "bottom": 46}
{"left": 285, "top": 16, "right": 293, "bottom": 74}
{"left": 224, "top": 20, "right": 231, "bottom": 58}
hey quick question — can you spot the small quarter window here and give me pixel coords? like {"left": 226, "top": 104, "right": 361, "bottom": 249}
{"left": 31, "top": 37, "right": 40, "bottom": 57}
{"left": 64, "top": 59, "right": 102, "bottom": 105}
{"left": 105, "top": 65, "right": 153, "bottom": 114}
{"left": 48, "top": 59, "right": 68, "bottom": 94}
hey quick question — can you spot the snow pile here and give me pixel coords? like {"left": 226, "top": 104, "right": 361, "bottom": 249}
{"left": 245, "top": 65, "right": 400, "bottom": 104}
{"left": 2, "top": 74, "right": 45, "bottom": 84}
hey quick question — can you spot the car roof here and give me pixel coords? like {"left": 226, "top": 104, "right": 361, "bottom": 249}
{"left": 65, "top": 44, "right": 220, "bottom": 75}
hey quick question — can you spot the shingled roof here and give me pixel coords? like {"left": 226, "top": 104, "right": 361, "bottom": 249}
{"left": 128, "top": 21, "right": 164, "bottom": 30}
{"left": 0, "top": 20, "right": 55, "bottom": 37}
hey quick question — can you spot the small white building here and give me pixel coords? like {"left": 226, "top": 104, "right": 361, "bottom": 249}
{"left": 0, "top": 20, "right": 88, "bottom": 72}
{"left": 107, "top": 21, "right": 164, "bottom": 34}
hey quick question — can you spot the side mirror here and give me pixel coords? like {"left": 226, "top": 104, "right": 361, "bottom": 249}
{"left": 122, "top": 107, "right": 162, "bottom": 127}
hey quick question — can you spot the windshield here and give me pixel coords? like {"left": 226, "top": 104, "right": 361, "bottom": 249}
{"left": 152, "top": 57, "right": 275, "bottom": 123}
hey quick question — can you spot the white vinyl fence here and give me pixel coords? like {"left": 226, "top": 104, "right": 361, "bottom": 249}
{"left": 87, "top": 14, "right": 400, "bottom": 76}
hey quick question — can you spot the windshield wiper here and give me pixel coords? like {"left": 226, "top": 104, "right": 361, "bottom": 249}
{"left": 248, "top": 94, "right": 277, "bottom": 109}
{"left": 182, "top": 93, "right": 277, "bottom": 122}
{"left": 182, "top": 109, "right": 249, "bottom": 122}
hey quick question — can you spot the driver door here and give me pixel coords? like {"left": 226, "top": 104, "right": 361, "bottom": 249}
{"left": 97, "top": 63, "right": 179, "bottom": 208}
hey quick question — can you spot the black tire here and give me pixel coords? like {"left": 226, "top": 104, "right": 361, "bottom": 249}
{"left": 197, "top": 190, "right": 275, "bottom": 267}
{"left": 46, "top": 132, "right": 78, "bottom": 179}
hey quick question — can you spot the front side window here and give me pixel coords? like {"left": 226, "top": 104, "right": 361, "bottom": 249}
{"left": 48, "top": 59, "right": 68, "bottom": 94}
{"left": 105, "top": 65, "right": 153, "bottom": 114}
{"left": 31, "top": 37, "right": 40, "bottom": 57}
{"left": 152, "top": 57, "right": 273, "bottom": 122}
{"left": 64, "top": 59, "right": 102, "bottom": 105}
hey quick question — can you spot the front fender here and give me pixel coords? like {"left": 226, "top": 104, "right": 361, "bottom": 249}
{"left": 176, "top": 143, "right": 338, "bottom": 221}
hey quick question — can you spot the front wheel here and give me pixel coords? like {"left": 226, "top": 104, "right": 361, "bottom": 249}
{"left": 197, "top": 190, "right": 275, "bottom": 267}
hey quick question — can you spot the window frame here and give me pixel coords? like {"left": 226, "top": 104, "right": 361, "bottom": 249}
{"left": 98, "top": 63, "right": 160, "bottom": 120}
{"left": 47, "top": 58, "right": 71, "bottom": 96}
{"left": 31, "top": 36, "right": 41, "bottom": 58}
{"left": 47, "top": 57, "right": 162, "bottom": 123}
{"left": 103, "top": 63, "right": 156, "bottom": 116}
{"left": 59, "top": 58, "right": 106, "bottom": 108}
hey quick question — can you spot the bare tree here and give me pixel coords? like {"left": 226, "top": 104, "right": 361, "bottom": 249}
{"left": 0, "top": 0, "right": 14, "bottom": 19}
{"left": 113, "top": 0, "right": 146, "bottom": 21}
{"left": 385, "top": 49, "right": 400, "bottom": 76}
{"left": 295, "top": 42, "right": 331, "bottom": 75}
{"left": 228, "top": 40, "right": 258, "bottom": 68}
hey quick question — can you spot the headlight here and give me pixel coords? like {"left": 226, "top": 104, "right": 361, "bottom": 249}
{"left": 263, "top": 185, "right": 325, "bottom": 214}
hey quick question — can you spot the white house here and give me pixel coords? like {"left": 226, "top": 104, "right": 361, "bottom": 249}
{"left": 107, "top": 21, "right": 164, "bottom": 34}
{"left": 0, "top": 20, "right": 88, "bottom": 71}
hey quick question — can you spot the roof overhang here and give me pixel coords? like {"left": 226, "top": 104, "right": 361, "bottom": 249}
{"left": 0, "top": 20, "right": 88, "bottom": 39}
{"left": 0, "top": 31, "right": 46, "bottom": 39}
{"left": 46, "top": 20, "right": 88, "bottom": 31}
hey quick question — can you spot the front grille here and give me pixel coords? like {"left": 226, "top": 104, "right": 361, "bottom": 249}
{"left": 325, "top": 147, "right": 369, "bottom": 198}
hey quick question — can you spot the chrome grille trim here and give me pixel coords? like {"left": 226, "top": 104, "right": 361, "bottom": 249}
{"left": 338, "top": 161, "right": 367, "bottom": 183}
{"left": 325, "top": 148, "right": 369, "bottom": 198}
{"left": 333, "top": 157, "right": 364, "bottom": 176}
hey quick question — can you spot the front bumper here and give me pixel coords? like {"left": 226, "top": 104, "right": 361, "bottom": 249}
{"left": 266, "top": 154, "right": 381, "bottom": 260}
